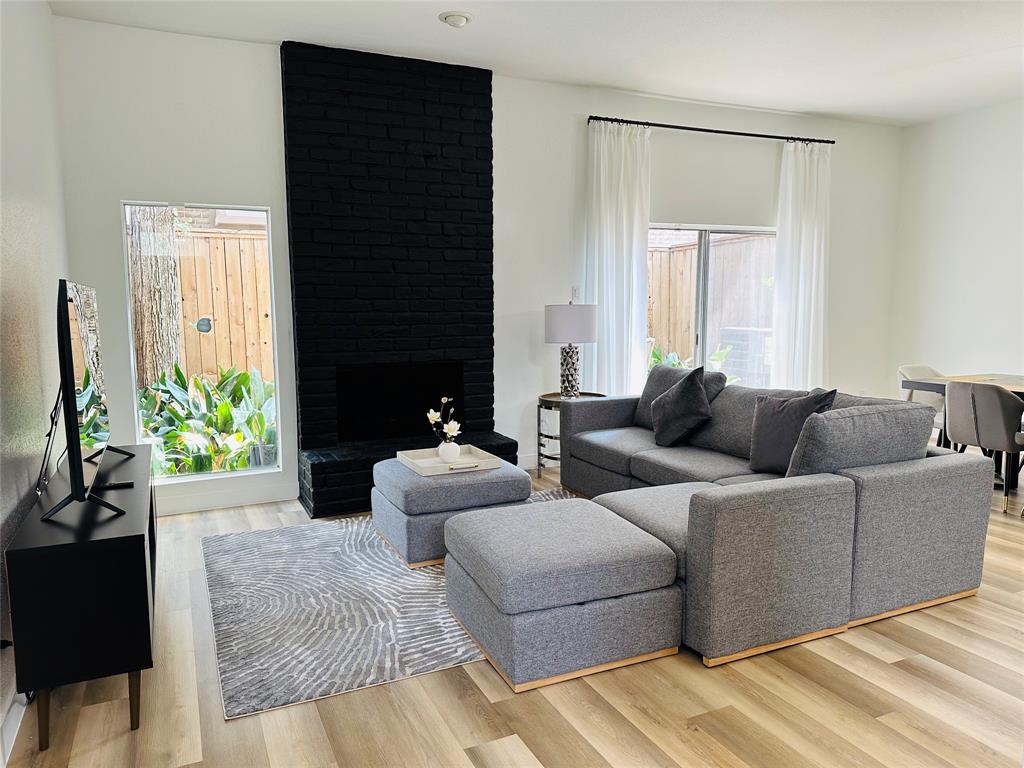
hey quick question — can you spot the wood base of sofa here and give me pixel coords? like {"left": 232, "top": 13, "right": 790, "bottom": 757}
{"left": 407, "top": 557, "right": 445, "bottom": 568}
{"left": 847, "top": 587, "right": 978, "bottom": 627}
{"left": 702, "top": 625, "right": 847, "bottom": 667}
{"left": 377, "top": 532, "right": 444, "bottom": 569}
{"left": 453, "top": 612, "right": 677, "bottom": 693}
{"left": 484, "top": 645, "right": 679, "bottom": 694}
{"left": 702, "top": 588, "right": 978, "bottom": 667}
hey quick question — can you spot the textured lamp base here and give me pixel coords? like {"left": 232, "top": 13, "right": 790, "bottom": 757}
{"left": 560, "top": 344, "right": 581, "bottom": 398}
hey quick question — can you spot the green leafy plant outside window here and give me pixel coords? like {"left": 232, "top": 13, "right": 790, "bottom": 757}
{"left": 77, "top": 367, "right": 110, "bottom": 448}
{"left": 138, "top": 363, "right": 278, "bottom": 477}
{"left": 648, "top": 345, "right": 740, "bottom": 384}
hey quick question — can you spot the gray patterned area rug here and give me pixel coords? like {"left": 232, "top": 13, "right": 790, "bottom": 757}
{"left": 202, "top": 487, "right": 574, "bottom": 718}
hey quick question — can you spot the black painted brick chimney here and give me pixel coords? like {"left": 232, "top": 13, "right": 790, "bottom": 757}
{"left": 280, "top": 42, "right": 516, "bottom": 517}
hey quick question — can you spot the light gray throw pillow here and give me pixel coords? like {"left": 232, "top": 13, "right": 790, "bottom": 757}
{"left": 787, "top": 402, "right": 936, "bottom": 477}
{"left": 749, "top": 388, "right": 837, "bottom": 474}
{"left": 636, "top": 365, "right": 726, "bottom": 430}
{"left": 651, "top": 367, "right": 713, "bottom": 446}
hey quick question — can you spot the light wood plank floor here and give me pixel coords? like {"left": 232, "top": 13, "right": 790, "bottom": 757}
{"left": 10, "top": 470, "right": 1023, "bottom": 768}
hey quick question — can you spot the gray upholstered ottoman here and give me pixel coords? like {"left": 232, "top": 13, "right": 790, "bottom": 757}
{"left": 445, "top": 499, "right": 681, "bottom": 691}
{"left": 371, "top": 457, "right": 532, "bottom": 568}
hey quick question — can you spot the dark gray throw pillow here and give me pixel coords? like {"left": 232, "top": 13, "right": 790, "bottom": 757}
{"left": 749, "top": 388, "right": 837, "bottom": 473}
{"left": 651, "top": 367, "right": 712, "bottom": 446}
{"left": 636, "top": 365, "right": 727, "bottom": 429}
{"left": 703, "top": 370, "right": 728, "bottom": 404}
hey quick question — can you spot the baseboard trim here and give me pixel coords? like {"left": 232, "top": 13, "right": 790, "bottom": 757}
{"left": 702, "top": 588, "right": 979, "bottom": 667}
{"left": 0, "top": 696, "right": 27, "bottom": 767}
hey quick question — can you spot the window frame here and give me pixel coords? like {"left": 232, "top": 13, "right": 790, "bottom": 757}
{"left": 120, "top": 200, "right": 283, "bottom": 486}
{"left": 649, "top": 223, "right": 776, "bottom": 371}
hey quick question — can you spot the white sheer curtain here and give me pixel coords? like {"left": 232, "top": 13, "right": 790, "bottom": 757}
{"left": 771, "top": 141, "right": 831, "bottom": 389}
{"left": 583, "top": 122, "right": 652, "bottom": 395}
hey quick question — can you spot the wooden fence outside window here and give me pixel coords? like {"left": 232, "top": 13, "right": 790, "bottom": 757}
{"left": 647, "top": 233, "right": 775, "bottom": 365}
{"left": 175, "top": 229, "right": 275, "bottom": 382}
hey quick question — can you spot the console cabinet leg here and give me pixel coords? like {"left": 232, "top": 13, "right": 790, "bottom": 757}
{"left": 37, "top": 688, "right": 50, "bottom": 751}
{"left": 128, "top": 670, "right": 141, "bottom": 730}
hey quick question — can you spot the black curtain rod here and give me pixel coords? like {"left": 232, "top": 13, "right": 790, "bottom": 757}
{"left": 587, "top": 115, "right": 836, "bottom": 145}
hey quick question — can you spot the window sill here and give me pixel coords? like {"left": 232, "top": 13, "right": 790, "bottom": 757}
{"left": 152, "top": 465, "right": 282, "bottom": 487}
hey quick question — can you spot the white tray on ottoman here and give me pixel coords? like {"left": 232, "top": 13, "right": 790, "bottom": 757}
{"left": 397, "top": 445, "right": 502, "bottom": 476}
{"left": 371, "top": 456, "right": 532, "bottom": 568}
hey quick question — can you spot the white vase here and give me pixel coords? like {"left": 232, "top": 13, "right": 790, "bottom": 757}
{"left": 438, "top": 441, "right": 460, "bottom": 462}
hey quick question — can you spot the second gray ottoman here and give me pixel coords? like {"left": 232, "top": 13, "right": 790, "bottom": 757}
{"left": 445, "top": 499, "right": 682, "bottom": 691}
{"left": 371, "top": 457, "right": 532, "bottom": 567}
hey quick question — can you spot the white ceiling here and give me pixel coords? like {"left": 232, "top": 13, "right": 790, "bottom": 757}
{"left": 48, "top": 1, "right": 1024, "bottom": 125}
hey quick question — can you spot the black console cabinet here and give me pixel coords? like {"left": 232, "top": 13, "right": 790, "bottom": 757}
{"left": 6, "top": 444, "right": 155, "bottom": 750}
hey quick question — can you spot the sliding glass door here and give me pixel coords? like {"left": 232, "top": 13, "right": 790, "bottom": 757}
{"left": 647, "top": 227, "right": 776, "bottom": 386}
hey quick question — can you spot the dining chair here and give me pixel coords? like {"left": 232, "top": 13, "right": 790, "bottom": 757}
{"left": 898, "top": 364, "right": 946, "bottom": 443}
{"left": 946, "top": 381, "right": 1023, "bottom": 514}
{"left": 1018, "top": 430, "right": 1024, "bottom": 515}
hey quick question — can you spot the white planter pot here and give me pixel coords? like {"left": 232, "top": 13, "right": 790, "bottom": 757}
{"left": 437, "top": 441, "right": 461, "bottom": 462}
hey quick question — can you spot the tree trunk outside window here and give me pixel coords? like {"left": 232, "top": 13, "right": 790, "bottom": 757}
{"left": 127, "top": 206, "right": 182, "bottom": 387}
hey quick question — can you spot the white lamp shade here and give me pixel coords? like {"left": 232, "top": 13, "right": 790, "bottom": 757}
{"left": 545, "top": 304, "right": 597, "bottom": 344}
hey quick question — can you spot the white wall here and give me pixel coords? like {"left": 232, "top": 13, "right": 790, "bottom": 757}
{"left": 493, "top": 77, "right": 904, "bottom": 465}
{"left": 48, "top": 18, "right": 923, "bottom": 482}
{"left": 890, "top": 99, "right": 1023, "bottom": 379}
{"left": 53, "top": 17, "right": 298, "bottom": 513}
{"left": 0, "top": 2, "right": 70, "bottom": 758}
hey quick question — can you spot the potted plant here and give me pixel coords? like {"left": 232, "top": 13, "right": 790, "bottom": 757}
{"left": 427, "top": 397, "right": 461, "bottom": 462}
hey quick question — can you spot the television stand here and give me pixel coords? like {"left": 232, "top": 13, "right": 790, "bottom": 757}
{"left": 85, "top": 444, "right": 136, "bottom": 463}
{"left": 7, "top": 444, "right": 156, "bottom": 751}
{"left": 41, "top": 446, "right": 138, "bottom": 520}
{"left": 39, "top": 487, "right": 131, "bottom": 521}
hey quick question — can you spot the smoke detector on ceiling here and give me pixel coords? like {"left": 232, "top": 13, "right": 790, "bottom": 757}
{"left": 439, "top": 11, "right": 472, "bottom": 28}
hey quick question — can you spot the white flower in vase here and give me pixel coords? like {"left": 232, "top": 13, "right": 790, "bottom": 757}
{"left": 443, "top": 420, "right": 461, "bottom": 441}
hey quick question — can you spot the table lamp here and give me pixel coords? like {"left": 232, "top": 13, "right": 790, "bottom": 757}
{"left": 545, "top": 302, "right": 597, "bottom": 398}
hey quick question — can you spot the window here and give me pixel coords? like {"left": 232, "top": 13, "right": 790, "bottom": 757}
{"left": 123, "top": 204, "right": 279, "bottom": 479}
{"left": 647, "top": 227, "right": 777, "bottom": 386}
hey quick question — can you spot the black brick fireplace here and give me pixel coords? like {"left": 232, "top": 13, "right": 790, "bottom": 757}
{"left": 337, "top": 361, "right": 465, "bottom": 441}
{"left": 281, "top": 41, "right": 518, "bottom": 517}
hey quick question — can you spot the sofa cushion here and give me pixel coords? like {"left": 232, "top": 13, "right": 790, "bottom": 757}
{"left": 832, "top": 392, "right": 904, "bottom": 409}
{"left": 565, "top": 455, "right": 634, "bottom": 496}
{"left": 715, "top": 473, "right": 783, "bottom": 486}
{"left": 568, "top": 426, "right": 658, "bottom": 475}
{"left": 652, "top": 367, "right": 712, "bottom": 446}
{"left": 631, "top": 446, "right": 756, "bottom": 486}
{"left": 593, "top": 482, "right": 716, "bottom": 579}
{"left": 372, "top": 458, "right": 531, "bottom": 515}
{"left": 636, "top": 365, "right": 726, "bottom": 430}
{"left": 444, "top": 499, "right": 676, "bottom": 614}
{"left": 750, "top": 389, "right": 837, "bottom": 474}
{"left": 689, "top": 385, "right": 807, "bottom": 458}
{"left": 787, "top": 402, "right": 936, "bottom": 477}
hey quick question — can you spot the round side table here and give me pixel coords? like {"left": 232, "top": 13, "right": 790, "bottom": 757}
{"left": 536, "top": 392, "right": 605, "bottom": 478}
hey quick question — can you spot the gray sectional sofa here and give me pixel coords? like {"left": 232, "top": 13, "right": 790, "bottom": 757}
{"left": 558, "top": 379, "right": 994, "bottom": 664}
{"left": 443, "top": 375, "right": 993, "bottom": 691}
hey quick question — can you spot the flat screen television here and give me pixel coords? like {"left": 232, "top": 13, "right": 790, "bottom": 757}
{"left": 58, "top": 278, "right": 110, "bottom": 491}
{"left": 39, "top": 280, "right": 131, "bottom": 520}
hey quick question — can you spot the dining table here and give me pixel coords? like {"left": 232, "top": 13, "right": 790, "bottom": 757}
{"left": 901, "top": 373, "right": 1023, "bottom": 492}
{"left": 900, "top": 373, "right": 1024, "bottom": 399}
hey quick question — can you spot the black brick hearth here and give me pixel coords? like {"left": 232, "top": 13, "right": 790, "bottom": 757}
{"left": 280, "top": 42, "right": 517, "bottom": 517}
